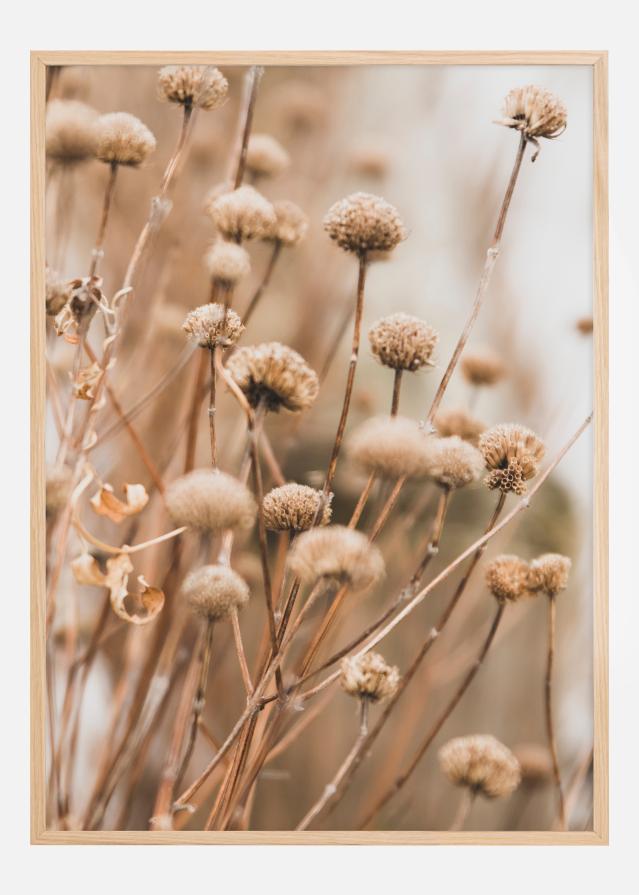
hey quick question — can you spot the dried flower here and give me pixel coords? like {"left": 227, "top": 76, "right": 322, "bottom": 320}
{"left": 165, "top": 469, "right": 256, "bottom": 533}
{"left": 181, "top": 564, "right": 250, "bottom": 620}
{"left": 46, "top": 466, "right": 72, "bottom": 516}
{"left": 45, "top": 99, "right": 98, "bottom": 164}
{"left": 324, "top": 192, "right": 406, "bottom": 256}
{"left": 346, "top": 416, "right": 431, "bottom": 480}
{"left": 267, "top": 200, "right": 309, "bottom": 247}
{"left": 349, "top": 146, "right": 390, "bottom": 179}
{"left": 204, "top": 241, "right": 251, "bottom": 287}
{"left": 245, "top": 133, "right": 290, "bottom": 179}
{"left": 479, "top": 423, "right": 545, "bottom": 495}
{"left": 439, "top": 734, "right": 521, "bottom": 799}
{"left": 434, "top": 408, "right": 486, "bottom": 446}
{"left": 528, "top": 553, "right": 572, "bottom": 596}
{"left": 497, "top": 85, "right": 567, "bottom": 155}
{"left": 182, "top": 303, "right": 244, "bottom": 349}
{"left": 271, "top": 80, "right": 328, "bottom": 133}
{"left": 461, "top": 349, "right": 506, "bottom": 387}
{"left": 340, "top": 652, "right": 400, "bottom": 702}
{"left": 262, "top": 484, "right": 332, "bottom": 532}
{"left": 226, "top": 342, "right": 319, "bottom": 413}
{"left": 206, "top": 185, "right": 276, "bottom": 241}
{"left": 157, "top": 65, "right": 228, "bottom": 111}
{"left": 287, "top": 525, "right": 385, "bottom": 593}
{"left": 576, "top": 316, "right": 593, "bottom": 335}
{"left": 485, "top": 554, "right": 532, "bottom": 603}
{"left": 513, "top": 743, "right": 554, "bottom": 787}
{"left": 94, "top": 112, "right": 156, "bottom": 167}
{"left": 421, "top": 436, "right": 484, "bottom": 490}
{"left": 368, "top": 312, "right": 438, "bottom": 372}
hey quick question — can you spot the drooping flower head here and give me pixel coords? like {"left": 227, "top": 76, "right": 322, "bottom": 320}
{"left": 496, "top": 86, "right": 567, "bottom": 159}
{"left": 226, "top": 342, "right": 319, "bottom": 413}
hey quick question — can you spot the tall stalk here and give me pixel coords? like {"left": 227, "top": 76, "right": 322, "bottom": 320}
{"left": 545, "top": 593, "right": 566, "bottom": 829}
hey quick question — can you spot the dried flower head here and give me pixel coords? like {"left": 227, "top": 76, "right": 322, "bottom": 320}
{"left": 46, "top": 269, "right": 72, "bottom": 317}
{"left": 226, "top": 342, "right": 319, "bottom": 413}
{"left": 165, "top": 469, "right": 256, "bottom": 533}
{"left": 245, "top": 133, "right": 290, "bottom": 179}
{"left": 497, "top": 85, "right": 567, "bottom": 154}
{"left": 349, "top": 146, "right": 390, "bottom": 179}
{"left": 182, "top": 303, "right": 244, "bottom": 349}
{"left": 204, "top": 241, "right": 251, "bottom": 287}
{"left": 157, "top": 65, "right": 228, "bottom": 111}
{"left": 324, "top": 192, "right": 406, "bottom": 256}
{"left": 94, "top": 112, "right": 157, "bottom": 166}
{"left": 46, "top": 466, "right": 72, "bottom": 516}
{"left": 485, "top": 554, "right": 532, "bottom": 603}
{"left": 347, "top": 416, "right": 431, "bottom": 480}
{"left": 528, "top": 553, "right": 572, "bottom": 596}
{"left": 479, "top": 423, "right": 545, "bottom": 495}
{"left": 288, "top": 525, "right": 385, "bottom": 593}
{"left": 262, "top": 484, "right": 332, "bottom": 532}
{"left": 206, "top": 185, "right": 276, "bottom": 241}
{"left": 513, "top": 743, "right": 554, "bottom": 787}
{"left": 271, "top": 80, "right": 328, "bottom": 133}
{"left": 267, "top": 200, "right": 309, "bottom": 247}
{"left": 368, "top": 312, "right": 438, "bottom": 372}
{"left": 461, "top": 349, "right": 506, "bottom": 387}
{"left": 439, "top": 734, "right": 521, "bottom": 799}
{"left": 434, "top": 408, "right": 486, "bottom": 446}
{"left": 340, "top": 652, "right": 400, "bottom": 702}
{"left": 45, "top": 99, "right": 98, "bottom": 164}
{"left": 421, "top": 436, "right": 484, "bottom": 490}
{"left": 181, "top": 564, "right": 249, "bottom": 620}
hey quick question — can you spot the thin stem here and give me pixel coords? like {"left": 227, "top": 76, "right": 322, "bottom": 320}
{"left": 243, "top": 241, "right": 282, "bottom": 325}
{"left": 233, "top": 67, "right": 263, "bottom": 189}
{"left": 450, "top": 788, "right": 476, "bottom": 831}
{"left": 545, "top": 592, "right": 566, "bottom": 829}
{"left": 231, "top": 607, "right": 254, "bottom": 696}
{"left": 390, "top": 368, "right": 403, "bottom": 416}
{"left": 89, "top": 162, "right": 118, "bottom": 278}
{"left": 184, "top": 350, "right": 209, "bottom": 472}
{"left": 208, "top": 347, "right": 218, "bottom": 468}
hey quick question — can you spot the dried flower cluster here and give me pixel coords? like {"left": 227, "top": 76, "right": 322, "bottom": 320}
{"left": 434, "top": 408, "right": 485, "bottom": 445}
{"left": 46, "top": 99, "right": 98, "bottom": 164}
{"left": 497, "top": 85, "right": 568, "bottom": 141}
{"left": 439, "top": 734, "right": 521, "bottom": 799}
{"left": 227, "top": 342, "right": 319, "bottom": 412}
{"left": 479, "top": 423, "right": 545, "bottom": 495}
{"left": 204, "top": 241, "right": 251, "bottom": 287}
{"left": 262, "top": 483, "right": 332, "bottom": 531}
{"left": 158, "top": 65, "right": 228, "bottom": 111}
{"left": 485, "top": 554, "right": 532, "bottom": 603}
{"left": 324, "top": 192, "right": 406, "bottom": 255}
{"left": 182, "top": 303, "right": 244, "bottom": 349}
{"left": 166, "top": 469, "right": 256, "bottom": 533}
{"left": 368, "top": 313, "right": 439, "bottom": 372}
{"left": 461, "top": 349, "right": 506, "bottom": 387}
{"left": 340, "top": 652, "right": 400, "bottom": 702}
{"left": 246, "top": 133, "right": 290, "bottom": 179}
{"left": 347, "top": 415, "right": 431, "bottom": 480}
{"left": 288, "top": 525, "right": 385, "bottom": 593}
{"left": 528, "top": 553, "right": 572, "bottom": 596}
{"left": 421, "top": 435, "right": 484, "bottom": 491}
{"left": 181, "top": 564, "right": 250, "bottom": 620}
{"left": 206, "top": 185, "right": 277, "bottom": 241}
{"left": 269, "top": 200, "right": 309, "bottom": 247}
{"left": 94, "top": 112, "right": 157, "bottom": 166}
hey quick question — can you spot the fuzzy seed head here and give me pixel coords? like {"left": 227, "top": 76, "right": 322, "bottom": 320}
{"left": 165, "top": 469, "right": 256, "bottom": 533}
{"left": 368, "top": 313, "right": 438, "bottom": 372}
{"left": 461, "top": 349, "right": 506, "bottom": 387}
{"left": 262, "top": 484, "right": 332, "bottom": 532}
{"left": 46, "top": 100, "right": 98, "bottom": 164}
{"left": 528, "top": 553, "right": 571, "bottom": 596}
{"left": 181, "top": 564, "right": 249, "bottom": 620}
{"left": 421, "top": 436, "right": 484, "bottom": 490}
{"left": 94, "top": 112, "right": 156, "bottom": 166}
{"left": 346, "top": 416, "right": 432, "bottom": 480}
{"left": 268, "top": 200, "right": 309, "bottom": 247}
{"left": 226, "top": 342, "right": 319, "bottom": 413}
{"left": 324, "top": 192, "right": 406, "bottom": 256}
{"left": 287, "top": 525, "right": 385, "bottom": 593}
{"left": 479, "top": 423, "right": 545, "bottom": 495}
{"left": 485, "top": 554, "right": 532, "bottom": 603}
{"left": 513, "top": 743, "right": 554, "bottom": 787}
{"left": 497, "top": 85, "right": 567, "bottom": 140}
{"left": 158, "top": 65, "right": 228, "bottom": 111}
{"left": 439, "top": 734, "right": 521, "bottom": 799}
{"left": 204, "top": 241, "right": 251, "bottom": 286}
{"left": 245, "top": 133, "right": 290, "bottom": 179}
{"left": 206, "top": 185, "right": 277, "bottom": 241}
{"left": 340, "top": 652, "right": 400, "bottom": 702}
{"left": 182, "top": 303, "right": 244, "bottom": 349}
{"left": 434, "top": 408, "right": 486, "bottom": 446}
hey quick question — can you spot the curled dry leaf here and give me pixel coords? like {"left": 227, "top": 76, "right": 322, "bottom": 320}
{"left": 70, "top": 552, "right": 164, "bottom": 625}
{"left": 110, "top": 575, "right": 165, "bottom": 626}
{"left": 73, "top": 361, "right": 103, "bottom": 400}
{"left": 90, "top": 482, "right": 149, "bottom": 523}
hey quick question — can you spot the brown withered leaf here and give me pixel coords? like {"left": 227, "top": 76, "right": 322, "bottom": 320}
{"left": 71, "top": 553, "right": 164, "bottom": 625}
{"left": 71, "top": 551, "right": 134, "bottom": 590}
{"left": 74, "top": 361, "right": 103, "bottom": 400}
{"left": 90, "top": 482, "right": 149, "bottom": 524}
{"left": 110, "top": 575, "right": 165, "bottom": 626}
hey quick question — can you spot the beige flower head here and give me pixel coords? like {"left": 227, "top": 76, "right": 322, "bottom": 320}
{"left": 181, "top": 564, "right": 249, "bottom": 621}
{"left": 182, "top": 303, "right": 244, "bottom": 349}
{"left": 497, "top": 86, "right": 567, "bottom": 159}
{"left": 421, "top": 436, "right": 484, "bottom": 491}
{"left": 158, "top": 65, "right": 228, "bottom": 111}
{"left": 94, "top": 112, "right": 156, "bottom": 166}
{"left": 206, "top": 185, "right": 276, "bottom": 241}
{"left": 485, "top": 554, "right": 532, "bottom": 603}
{"left": 479, "top": 423, "right": 545, "bottom": 495}
{"left": 226, "top": 342, "right": 319, "bottom": 413}
{"left": 262, "top": 484, "right": 332, "bottom": 532}
{"left": 461, "top": 349, "right": 506, "bottom": 387}
{"left": 347, "top": 415, "right": 431, "bottom": 480}
{"left": 513, "top": 743, "right": 554, "bottom": 787}
{"left": 246, "top": 133, "right": 290, "bottom": 179}
{"left": 204, "top": 241, "right": 251, "bottom": 287}
{"left": 434, "top": 408, "right": 486, "bottom": 446}
{"left": 287, "top": 525, "right": 385, "bottom": 593}
{"left": 166, "top": 469, "right": 256, "bottom": 533}
{"left": 528, "top": 553, "right": 572, "bottom": 596}
{"left": 268, "top": 200, "right": 309, "bottom": 247}
{"left": 368, "top": 313, "right": 439, "bottom": 372}
{"left": 324, "top": 192, "right": 406, "bottom": 256}
{"left": 46, "top": 100, "right": 98, "bottom": 164}
{"left": 340, "top": 652, "right": 400, "bottom": 702}
{"left": 439, "top": 734, "right": 521, "bottom": 799}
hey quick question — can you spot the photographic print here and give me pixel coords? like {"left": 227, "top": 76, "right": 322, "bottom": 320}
{"left": 32, "top": 53, "right": 607, "bottom": 842}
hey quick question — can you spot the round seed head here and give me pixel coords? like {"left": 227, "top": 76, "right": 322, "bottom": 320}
{"left": 157, "top": 65, "right": 228, "bottom": 111}
{"left": 206, "top": 185, "right": 276, "bottom": 241}
{"left": 226, "top": 342, "right": 319, "bottom": 413}
{"left": 434, "top": 408, "right": 486, "bottom": 446}
{"left": 528, "top": 553, "right": 571, "bottom": 596}
{"left": 46, "top": 99, "right": 98, "bottom": 164}
{"left": 245, "top": 133, "right": 290, "bottom": 179}
{"left": 439, "top": 734, "right": 521, "bottom": 799}
{"left": 479, "top": 423, "right": 545, "bottom": 495}
{"left": 461, "top": 349, "right": 506, "bottom": 387}
{"left": 268, "top": 200, "right": 309, "bottom": 247}
{"left": 368, "top": 313, "right": 438, "bottom": 372}
{"left": 181, "top": 564, "right": 249, "bottom": 620}
{"left": 324, "top": 192, "right": 406, "bottom": 256}
{"left": 94, "top": 112, "right": 157, "bottom": 166}
{"left": 262, "top": 484, "right": 332, "bottom": 532}
{"left": 497, "top": 85, "right": 567, "bottom": 140}
{"left": 182, "top": 303, "right": 244, "bottom": 349}
{"left": 420, "top": 436, "right": 484, "bottom": 490}
{"left": 287, "top": 525, "right": 385, "bottom": 593}
{"left": 46, "top": 466, "right": 72, "bottom": 515}
{"left": 340, "top": 652, "right": 400, "bottom": 702}
{"left": 346, "top": 415, "right": 432, "bottom": 480}
{"left": 513, "top": 743, "right": 554, "bottom": 787}
{"left": 204, "top": 241, "right": 251, "bottom": 287}
{"left": 165, "top": 469, "right": 256, "bottom": 534}
{"left": 485, "top": 554, "right": 531, "bottom": 603}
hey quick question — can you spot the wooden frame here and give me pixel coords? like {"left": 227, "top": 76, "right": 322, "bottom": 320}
{"left": 30, "top": 50, "right": 609, "bottom": 845}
